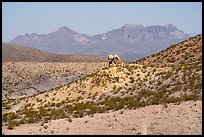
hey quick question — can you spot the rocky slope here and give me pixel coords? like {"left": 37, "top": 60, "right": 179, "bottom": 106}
{"left": 10, "top": 24, "right": 189, "bottom": 61}
{"left": 135, "top": 34, "right": 202, "bottom": 67}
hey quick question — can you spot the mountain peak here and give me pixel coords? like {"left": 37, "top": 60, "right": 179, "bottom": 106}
{"left": 165, "top": 24, "right": 177, "bottom": 29}
{"left": 56, "top": 26, "right": 75, "bottom": 34}
{"left": 122, "top": 24, "right": 144, "bottom": 29}
{"left": 58, "top": 26, "right": 70, "bottom": 30}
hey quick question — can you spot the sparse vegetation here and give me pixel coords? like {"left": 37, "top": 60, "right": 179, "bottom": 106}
{"left": 2, "top": 35, "right": 202, "bottom": 130}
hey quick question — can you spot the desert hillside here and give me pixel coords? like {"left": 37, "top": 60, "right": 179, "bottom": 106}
{"left": 136, "top": 34, "right": 202, "bottom": 67}
{"left": 2, "top": 35, "right": 202, "bottom": 135}
{"left": 2, "top": 62, "right": 107, "bottom": 100}
{"left": 2, "top": 43, "right": 106, "bottom": 62}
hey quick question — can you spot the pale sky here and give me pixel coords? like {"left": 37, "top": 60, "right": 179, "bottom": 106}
{"left": 2, "top": 2, "right": 202, "bottom": 43}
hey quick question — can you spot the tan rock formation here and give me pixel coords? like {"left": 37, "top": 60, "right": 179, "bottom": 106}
{"left": 108, "top": 54, "right": 124, "bottom": 67}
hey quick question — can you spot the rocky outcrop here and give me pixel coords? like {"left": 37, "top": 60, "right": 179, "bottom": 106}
{"left": 108, "top": 54, "right": 124, "bottom": 67}
{"left": 105, "top": 54, "right": 125, "bottom": 80}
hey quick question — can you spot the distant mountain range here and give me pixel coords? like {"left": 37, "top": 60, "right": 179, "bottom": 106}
{"left": 9, "top": 24, "right": 190, "bottom": 61}
{"left": 2, "top": 43, "right": 106, "bottom": 62}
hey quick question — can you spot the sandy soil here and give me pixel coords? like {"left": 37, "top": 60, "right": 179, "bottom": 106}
{"left": 2, "top": 100, "right": 202, "bottom": 135}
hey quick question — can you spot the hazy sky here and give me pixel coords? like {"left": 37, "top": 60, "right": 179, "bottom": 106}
{"left": 2, "top": 2, "right": 202, "bottom": 42}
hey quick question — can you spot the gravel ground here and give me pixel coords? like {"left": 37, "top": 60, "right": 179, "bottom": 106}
{"left": 2, "top": 100, "right": 202, "bottom": 135}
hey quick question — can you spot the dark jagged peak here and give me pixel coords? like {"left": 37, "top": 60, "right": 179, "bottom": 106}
{"left": 24, "top": 33, "right": 41, "bottom": 37}
{"left": 145, "top": 24, "right": 178, "bottom": 31}
{"left": 57, "top": 26, "right": 72, "bottom": 31}
{"left": 122, "top": 23, "right": 144, "bottom": 30}
{"left": 30, "top": 33, "right": 38, "bottom": 36}
{"left": 164, "top": 24, "right": 188, "bottom": 38}
{"left": 165, "top": 24, "right": 178, "bottom": 30}
{"left": 52, "top": 26, "right": 77, "bottom": 35}
{"left": 19, "top": 32, "right": 45, "bottom": 41}
{"left": 29, "top": 33, "right": 45, "bottom": 39}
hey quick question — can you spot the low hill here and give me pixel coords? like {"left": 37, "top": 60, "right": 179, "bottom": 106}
{"left": 2, "top": 43, "right": 106, "bottom": 62}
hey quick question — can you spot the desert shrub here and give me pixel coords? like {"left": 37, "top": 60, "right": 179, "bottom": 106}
{"left": 112, "top": 85, "right": 117, "bottom": 91}
{"left": 44, "top": 125, "right": 49, "bottom": 129}
{"left": 194, "top": 83, "right": 201, "bottom": 90}
{"left": 130, "top": 77, "right": 135, "bottom": 83}
{"left": 160, "top": 96, "right": 171, "bottom": 104}
{"left": 27, "top": 117, "right": 36, "bottom": 123}
{"left": 136, "top": 81, "right": 142, "bottom": 87}
{"left": 152, "top": 68, "right": 156, "bottom": 73}
{"left": 179, "top": 60, "right": 185, "bottom": 64}
{"left": 5, "top": 104, "right": 11, "bottom": 109}
{"left": 7, "top": 121, "right": 15, "bottom": 130}
{"left": 2, "top": 112, "right": 21, "bottom": 123}
{"left": 2, "top": 114, "right": 10, "bottom": 122}
{"left": 126, "top": 71, "right": 131, "bottom": 75}
{"left": 157, "top": 80, "right": 163, "bottom": 86}
{"left": 37, "top": 98, "right": 43, "bottom": 103}
{"left": 140, "top": 89, "right": 155, "bottom": 97}
{"left": 53, "top": 92, "right": 57, "bottom": 96}
{"left": 182, "top": 93, "right": 200, "bottom": 101}
{"left": 73, "top": 102, "right": 88, "bottom": 111}
{"left": 9, "top": 119, "right": 22, "bottom": 129}
{"left": 127, "top": 101, "right": 142, "bottom": 109}
{"left": 38, "top": 107, "right": 49, "bottom": 117}
{"left": 49, "top": 108, "right": 66, "bottom": 120}
{"left": 148, "top": 97, "right": 159, "bottom": 105}
{"left": 164, "top": 71, "right": 173, "bottom": 79}
{"left": 76, "top": 111, "right": 84, "bottom": 118}
{"left": 67, "top": 117, "right": 72, "bottom": 122}
{"left": 168, "top": 57, "right": 176, "bottom": 63}
{"left": 87, "top": 107, "right": 98, "bottom": 115}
